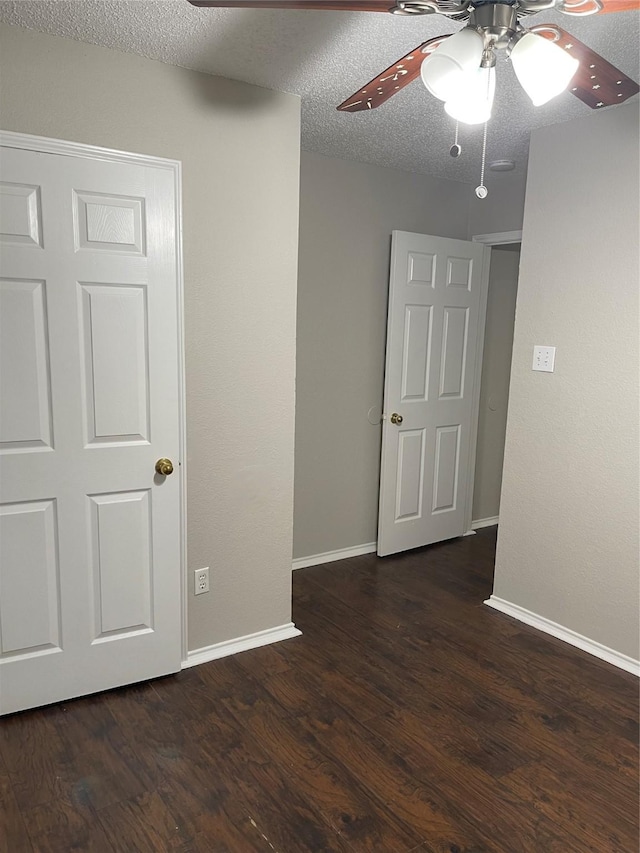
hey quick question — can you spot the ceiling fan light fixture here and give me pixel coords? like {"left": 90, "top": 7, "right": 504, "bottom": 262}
{"left": 420, "top": 27, "right": 484, "bottom": 102}
{"left": 510, "top": 31, "right": 580, "bottom": 106}
{"left": 444, "top": 65, "right": 496, "bottom": 124}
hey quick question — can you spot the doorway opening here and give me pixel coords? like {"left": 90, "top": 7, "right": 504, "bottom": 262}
{"left": 470, "top": 232, "right": 522, "bottom": 536}
{"left": 375, "top": 229, "right": 521, "bottom": 560}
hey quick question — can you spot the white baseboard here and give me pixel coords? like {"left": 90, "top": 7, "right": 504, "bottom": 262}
{"left": 292, "top": 542, "right": 377, "bottom": 571}
{"left": 182, "top": 622, "right": 301, "bottom": 669}
{"left": 472, "top": 516, "right": 499, "bottom": 530}
{"left": 485, "top": 596, "right": 640, "bottom": 677}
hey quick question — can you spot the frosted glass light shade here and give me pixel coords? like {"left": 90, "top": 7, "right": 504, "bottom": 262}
{"left": 510, "top": 32, "right": 579, "bottom": 106}
{"left": 445, "top": 65, "right": 496, "bottom": 124}
{"left": 420, "top": 28, "right": 484, "bottom": 102}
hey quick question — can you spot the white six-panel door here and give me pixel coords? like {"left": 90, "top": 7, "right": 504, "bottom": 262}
{"left": 0, "top": 137, "right": 183, "bottom": 715}
{"left": 378, "top": 231, "right": 487, "bottom": 557}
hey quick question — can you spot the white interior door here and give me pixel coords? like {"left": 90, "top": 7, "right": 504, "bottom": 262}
{"left": 378, "top": 230, "right": 488, "bottom": 557}
{"left": 0, "top": 138, "right": 183, "bottom": 715}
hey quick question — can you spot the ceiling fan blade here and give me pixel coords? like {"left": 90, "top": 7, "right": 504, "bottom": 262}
{"left": 188, "top": 1, "right": 394, "bottom": 10}
{"left": 558, "top": 0, "right": 639, "bottom": 14}
{"left": 533, "top": 25, "right": 639, "bottom": 108}
{"left": 337, "top": 35, "right": 449, "bottom": 112}
{"left": 595, "top": 0, "right": 639, "bottom": 11}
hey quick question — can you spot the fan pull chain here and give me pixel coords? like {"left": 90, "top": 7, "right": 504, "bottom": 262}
{"left": 450, "top": 121, "right": 461, "bottom": 158}
{"left": 475, "top": 120, "right": 489, "bottom": 199}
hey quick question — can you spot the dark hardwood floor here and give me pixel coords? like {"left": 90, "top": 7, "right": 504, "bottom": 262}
{"left": 1, "top": 528, "right": 638, "bottom": 852}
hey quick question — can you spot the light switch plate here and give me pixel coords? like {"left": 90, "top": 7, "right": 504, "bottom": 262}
{"left": 532, "top": 345, "right": 556, "bottom": 373}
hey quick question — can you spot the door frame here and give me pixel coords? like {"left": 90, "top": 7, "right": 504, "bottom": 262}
{"left": 0, "top": 130, "right": 189, "bottom": 664}
{"left": 465, "top": 229, "right": 523, "bottom": 534}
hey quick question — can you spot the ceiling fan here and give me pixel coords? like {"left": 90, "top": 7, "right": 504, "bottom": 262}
{"left": 187, "top": 0, "right": 638, "bottom": 120}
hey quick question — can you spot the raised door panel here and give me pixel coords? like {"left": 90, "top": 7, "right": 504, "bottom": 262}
{"left": 407, "top": 252, "right": 436, "bottom": 287}
{"left": 395, "top": 429, "right": 426, "bottom": 521}
{"left": 79, "top": 283, "right": 150, "bottom": 445}
{"left": 0, "top": 278, "right": 53, "bottom": 452}
{"left": 446, "top": 256, "right": 473, "bottom": 290}
{"left": 432, "top": 425, "right": 461, "bottom": 514}
{"left": 74, "top": 191, "right": 145, "bottom": 255}
{"left": 439, "top": 306, "right": 469, "bottom": 399}
{"left": 0, "top": 182, "right": 43, "bottom": 248}
{"left": 0, "top": 499, "right": 61, "bottom": 657}
{"left": 89, "top": 490, "right": 153, "bottom": 641}
{"left": 401, "top": 305, "right": 432, "bottom": 403}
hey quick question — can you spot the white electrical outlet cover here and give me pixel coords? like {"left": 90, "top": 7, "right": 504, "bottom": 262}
{"left": 194, "top": 567, "right": 210, "bottom": 595}
{"left": 532, "top": 345, "right": 556, "bottom": 373}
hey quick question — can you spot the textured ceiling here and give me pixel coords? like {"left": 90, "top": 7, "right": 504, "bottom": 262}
{"left": 0, "top": 0, "right": 638, "bottom": 181}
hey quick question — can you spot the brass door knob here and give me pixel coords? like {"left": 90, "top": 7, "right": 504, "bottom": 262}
{"left": 390, "top": 413, "right": 403, "bottom": 425}
{"left": 155, "top": 458, "right": 174, "bottom": 476}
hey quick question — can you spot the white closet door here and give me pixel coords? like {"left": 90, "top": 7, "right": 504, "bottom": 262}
{"left": 0, "top": 142, "right": 183, "bottom": 714}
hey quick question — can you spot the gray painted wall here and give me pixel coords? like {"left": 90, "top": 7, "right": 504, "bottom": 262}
{"left": 294, "top": 152, "right": 470, "bottom": 559}
{"left": 0, "top": 24, "right": 301, "bottom": 653}
{"left": 493, "top": 103, "right": 640, "bottom": 660}
{"left": 472, "top": 245, "right": 520, "bottom": 523}
{"left": 467, "top": 171, "right": 527, "bottom": 239}
{"left": 294, "top": 153, "right": 527, "bottom": 559}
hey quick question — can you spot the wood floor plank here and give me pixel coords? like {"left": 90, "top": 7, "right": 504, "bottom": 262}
{"left": 362, "top": 707, "right": 585, "bottom": 853}
{"left": 50, "top": 695, "right": 152, "bottom": 811}
{"left": 217, "top": 669, "right": 423, "bottom": 852}
{"left": 21, "top": 795, "right": 116, "bottom": 853}
{"left": 0, "top": 774, "right": 33, "bottom": 853}
{"left": 232, "top": 642, "right": 293, "bottom": 679}
{"left": 96, "top": 790, "right": 190, "bottom": 852}
{"left": 293, "top": 593, "right": 529, "bottom": 760}
{"left": 341, "top": 545, "right": 638, "bottom": 720}
{"left": 0, "top": 706, "right": 72, "bottom": 810}
{"left": 264, "top": 621, "right": 403, "bottom": 718}
{"left": 502, "top": 761, "right": 638, "bottom": 853}
{"left": 298, "top": 704, "right": 499, "bottom": 853}
{"left": 260, "top": 650, "right": 397, "bottom": 722}
{"left": 1, "top": 528, "right": 637, "bottom": 852}
{"left": 126, "top": 720, "right": 274, "bottom": 852}
{"left": 194, "top": 752, "right": 357, "bottom": 853}
{"left": 297, "top": 548, "right": 638, "bottom": 760}
{"left": 182, "top": 707, "right": 354, "bottom": 852}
